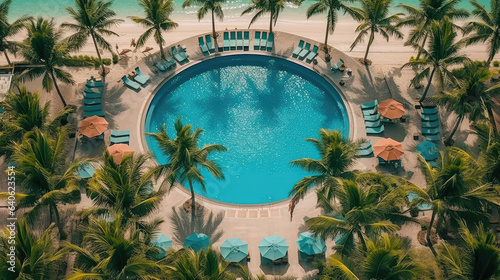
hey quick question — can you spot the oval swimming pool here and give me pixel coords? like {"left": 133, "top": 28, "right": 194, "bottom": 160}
{"left": 145, "top": 54, "right": 349, "bottom": 204}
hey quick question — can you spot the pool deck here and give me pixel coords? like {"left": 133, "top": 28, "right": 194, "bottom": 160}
{"left": 66, "top": 29, "right": 477, "bottom": 277}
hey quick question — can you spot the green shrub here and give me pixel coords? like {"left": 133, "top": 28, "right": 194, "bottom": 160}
{"left": 102, "top": 58, "right": 111, "bottom": 66}
{"left": 112, "top": 54, "right": 118, "bottom": 64}
{"left": 494, "top": 61, "right": 499, "bottom": 67}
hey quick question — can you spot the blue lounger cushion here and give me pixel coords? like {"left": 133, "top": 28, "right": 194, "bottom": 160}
{"left": 331, "top": 58, "right": 345, "bottom": 71}
{"left": 205, "top": 35, "right": 216, "bottom": 53}
{"left": 422, "top": 128, "right": 440, "bottom": 135}
{"left": 243, "top": 31, "right": 250, "bottom": 49}
{"left": 260, "top": 32, "right": 268, "bottom": 50}
{"left": 366, "top": 126, "right": 385, "bottom": 134}
{"left": 134, "top": 67, "right": 150, "bottom": 85}
{"left": 86, "top": 80, "right": 103, "bottom": 87}
{"left": 422, "top": 120, "right": 440, "bottom": 128}
{"left": 361, "top": 100, "right": 379, "bottom": 109}
{"left": 111, "top": 130, "right": 130, "bottom": 137}
{"left": 84, "top": 86, "right": 100, "bottom": 94}
{"left": 364, "top": 113, "right": 380, "bottom": 122}
{"left": 83, "top": 98, "right": 101, "bottom": 105}
{"left": 422, "top": 107, "right": 438, "bottom": 115}
{"left": 422, "top": 114, "right": 439, "bottom": 122}
{"left": 110, "top": 135, "right": 130, "bottom": 144}
{"left": 362, "top": 107, "right": 378, "bottom": 116}
{"left": 122, "top": 76, "right": 141, "bottom": 90}
{"left": 230, "top": 31, "right": 236, "bottom": 50}
{"left": 223, "top": 32, "right": 230, "bottom": 50}
{"left": 254, "top": 31, "right": 261, "bottom": 50}
{"left": 292, "top": 40, "right": 304, "bottom": 57}
{"left": 425, "top": 134, "right": 440, "bottom": 141}
{"left": 365, "top": 120, "right": 382, "bottom": 128}
{"left": 198, "top": 37, "right": 209, "bottom": 55}
{"left": 298, "top": 43, "right": 311, "bottom": 60}
{"left": 305, "top": 45, "right": 318, "bottom": 63}
{"left": 84, "top": 92, "right": 101, "bottom": 99}
{"left": 237, "top": 31, "right": 243, "bottom": 50}
{"left": 266, "top": 33, "right": 274, "bottom": 52}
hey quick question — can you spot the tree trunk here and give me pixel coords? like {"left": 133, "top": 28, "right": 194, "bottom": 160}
{"left": 90, "top": 31, "right": 106, "bottom": 77}
{"left": 323, "top": 20, "right": 330, "bottom": 54}
{"left": 3, "top": 50, "right": 11, "bottom": 66}
{"left": 189, "top": 179, "right": 196, "bottom": 233}
{"left": 419, "top": 66, "right": 437, "bottom": 104}
{"left": 269, "top": 13, "right": 273, "bottom": 33}
{"left": 50, "top": 70, "right": 67, "bottom": 107}
{"left": 444, "top": 114, "right": 464, "bottom": 146}
{"left": 416, "top": 34, "right": 428, "bottom": 60}
{"left": 51, "top": 203, "right": 67, "bottom": 240}
{"left": 363, "top": 30, "right": 375, "bottom": 65}
{"left": 212, "top": 10, "right": 217, "bottom": 39}
{"left": 158, "top": 28, "right": 165, "bottom": 60}
{"left": 426, "top": 210, "right": 438, "bottom": 256}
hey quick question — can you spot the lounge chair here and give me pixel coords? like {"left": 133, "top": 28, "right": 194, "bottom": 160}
{"left": 422, "top": 106, "right": 438, "bottom": 115}
{"left": 121, "top": 76, "right": 141, "bottom": 90}
{"left": 171, "top": 46, "right": 186, "bottom": 64}
{"left": 134, "top": 67, "right": 150, "bottom": 85}
{"left": 331, "top": 58, "right": 345, "bottom": 72}
{"left": 421, "top": 114, "right": 439, "bottom": 122}
{"left": 86, "top": 79, "right": 103, "bottom": 88}
{"left": 378, "top": 157, "right": 388, "bottom": 165}
{"left": 83, "top": 98, "right": 101, "bottom": 105}
{"left": 358, "top": 140, "right": 373, "bottom": 156}
{"left": 421, "top": 120, "right": 440, "bottom": 128}
{"left": 362, "top": 107, "right": 378, "bottom": 116}
{"left": 422, "top": 127, "right": 440, "bottom": 135}
{"left": 254, "top": 31, "right": 261, "bottom": 50}
{"left": 305, "top": 45, "right": 319, "bottom": 63}
{"left": 366, "top": 125, "right": 385, "bottom": 134}
{"left": 111, "top": 135, "right": 130, "bottom": 145}
{"left": 198, "top": 37, "right": 209, "bottom": 55}
{"left": 205, "top": 34, "right": 216, "bottom": 53}
{"left": 230, "top": 31, "right": 236, "bottom": 50}
{"left": 243, "top": 31, "right": 250, "bottom": 50}
{"left": 84, "top": 86, "right": 100, "bottom": 94}
{"left": 361, "top": 100, "right": 378, "bottom": 109}
{"left": 297, "top": 43, "right": 311, "bottom": 60}
{"left": 111, "top": 130, "right": 130, "bottom": 137}
{"left": 260, "top": 32, "right": 268, "bottom": 50}
{"left": 237, "top": 31, "right": 243, "bottom": 50}
{"left": 223, "top": 32, "right": 230, "bottom": 51}
{"left": 84, "top": 92, "right": 101, "bottom": 99}
{"left": 365, "top": 120, "right": 382, "bottom": 128}
{"left": 155, "top": 61, "right": 173, "bottom": 71}
{"left": 292, "top": 40, "right": 304, "bottom": 58}
{"left": 266, "top": 33, "right": 274, "bottom": 52}
{"left": 425, "top": 134, "right": 441, "bottom": 142}
{"left": 364, "top": 113, "right": 380, "bottom": 122}
{"left": 177, "top": 45, "right": 189, "bottom": 60}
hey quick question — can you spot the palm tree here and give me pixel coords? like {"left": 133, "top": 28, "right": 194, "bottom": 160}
{"left": 85, "top": 152, "right": 165, "bottom": 226}
{"left": 431, "top": 62, "right": 500, "bottom": 145}
{"left": 306, "top": 178, "right": 413, "bottom": 256}
{"left": 241, "top": 0, "right": 301, "bottom": 33}
{"left": 318, "top": 234, "right": 421, "bottom": 279}
{"left": 130, "top": 0, "right": 178, "bottom": 60}
{"left": 402, "top": 19, "right": 468, "bottom": 104}
{"left": 64, "top": 216, "right": 163, "bottom": 279}
{"left": 0, "top": 129, "right": 82, "bottom": 239}
{"left": 146, "top": 117, "right": 226, "bottom": 231}
{"left": 0, "top": 0, "right": 32, "bottom": 66}
{"left": 306, "top": 0, "right": 362, "bottom": 56}
{"left": 437, "top": 221, "right": 500, "bottom": 279}
{"left": 165, "top": 248, "right": 232, "bottom": 279}
{"left": 288, "top": 129, "right": 360, "bottom": 220}
{"left": 397, "top": 0, "right": 468, "bottom": 59}
{"left": 0, "top": 218, "right": 67, "bottom": 279}
{"left": 350, "top": 0, "right": 403, "bottom": 65}
{"left": 62, "top": 0, "right": 123, "bottom": 76}
{"left": 19, "top": 17, "right": 74, "bottom": 107}
{"left": 182, "top": 0, "right": 225, "bottom": 40}
{"left": 0, "top": 86, "right": 74, "bottom": 157}
{"left": 415, "top": 147, "right": 500, "bottom": 256}
{"left": 463, "top": 0, "right": 500, "bottom": 65}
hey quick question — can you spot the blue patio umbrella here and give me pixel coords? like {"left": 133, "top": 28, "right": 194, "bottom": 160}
{"left": 184, "top": 233, "right": 210, "bottom": 252}
{"left": 74, "top": 163, "right": 95, "bottom": 179}
{"left": 259, "top": 235, "right": 289, "bottom": 261}
{"left": 296, "top": 232, "right": 327, "bottom": 255}
{"left": 220, "top": 238, "right": 248, "bottom": 262}
{"left": 152, "top": 233, "right": 172, "bottom": 258}
{"left": 416, "top": 141, "right": 439, "bottom": 161}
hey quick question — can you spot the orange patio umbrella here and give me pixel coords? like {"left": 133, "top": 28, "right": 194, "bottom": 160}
{"left": 79, "top": 116, "right": 108, "bottom": 138}
{"left": 373, "top": 138, "right": 404, "bottom": 161}
{"left": 377, "top": 99, "right": 405, "bottom": 119}
{"left": 107, "top": 144, "right": 134, "bottom": 164}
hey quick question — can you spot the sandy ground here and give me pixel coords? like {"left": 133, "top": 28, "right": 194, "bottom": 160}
{"left": 1, "top": 14, "right": 492, "bottom": 278}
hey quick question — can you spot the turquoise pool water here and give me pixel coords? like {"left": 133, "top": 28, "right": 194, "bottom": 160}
{"left": 145, "top": 54, "right": 348, "bottom": 204}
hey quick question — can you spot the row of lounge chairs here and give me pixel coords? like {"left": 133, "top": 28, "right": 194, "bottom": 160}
{"left": 83, "top": 79, "right": 104, "bottom": 119}
{"left": 121, "top": 67, "right": 150, "bottom": 90}
{"left": 291, "top": 40, "right": 318, "bottom": 63}
{"left": 198, "top": 35, "right": 216, "bottom": 55}
{"left": 110, "top": 130, "right": 130, "bottom": 145}
{"left": 155, "top": 57, "right": 176, "bottom": 72}
{"left": 172, "top": 45, "right": 189, "bottom": 64}
{"left": 361, "top": 99, "right": 384, "bottom": 134}
{"left": 421, "top": 106, "right": 440, "bottom": 142}
{"left": 222, "top": 31, "right": 251, "bottom": 51}
{"left": 358, "top": 140, "right": 373, "bottom": 156}
{"left": 253, "top": 31, "right": 274, "bottom": 52}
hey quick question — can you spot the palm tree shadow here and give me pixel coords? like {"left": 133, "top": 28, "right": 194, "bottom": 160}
{"left": 169, "top": 206, "right": 225, "bottom": 245}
